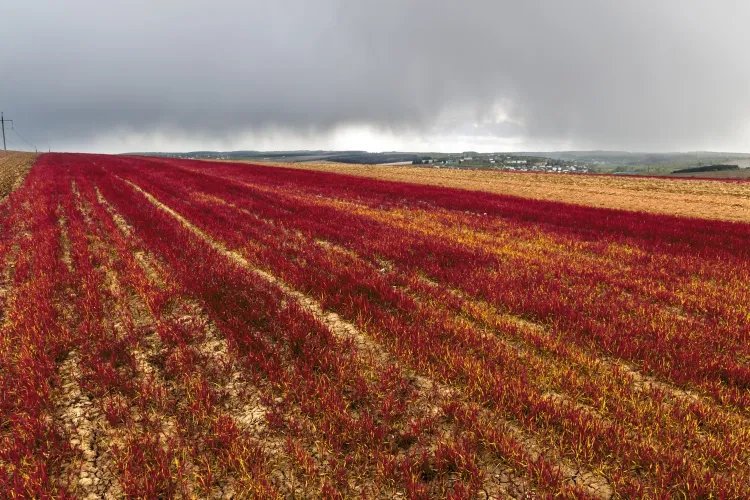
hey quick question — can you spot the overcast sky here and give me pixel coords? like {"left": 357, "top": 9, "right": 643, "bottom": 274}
{"left": 2, "top": 1, "right": 749, "bottom": 153}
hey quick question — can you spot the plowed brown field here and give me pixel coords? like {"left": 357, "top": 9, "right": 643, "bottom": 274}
{"left": 0, "top": 150, "right": 37, "bottom": 200}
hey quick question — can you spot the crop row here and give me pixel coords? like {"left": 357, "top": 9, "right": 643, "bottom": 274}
{"left": 81, "top": 155, "right": 583, "bottom": 497}
{"left": 0, "top": 159, "right": 74, "bottom": 496}
{"left": 98, "top": 154, "right": 750, "bottom": 496}
{"left": 3, "top": 152, "right": 749, "bottom": 498}
{"left": 164, "top": 158, "right": 750, "bottom": 408}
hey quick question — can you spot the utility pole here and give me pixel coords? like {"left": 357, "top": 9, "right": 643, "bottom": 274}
{"left": 1, "top": 112, "right": 13, "bottom": 151}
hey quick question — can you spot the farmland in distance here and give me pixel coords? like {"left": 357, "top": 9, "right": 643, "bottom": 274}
{"left": 246, "top": 160, "right": 750, "bottom": 223}
{"left": 1, "top": 153, "right": 750, "bottom": 499}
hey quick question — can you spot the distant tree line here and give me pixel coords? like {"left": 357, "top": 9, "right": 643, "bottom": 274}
{"left": 672, "top": 164, "right": 739, "bottom": 174}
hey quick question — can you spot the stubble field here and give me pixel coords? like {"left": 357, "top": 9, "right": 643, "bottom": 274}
{"left": 1, "top": 153, "right": 749, "bottom": 499}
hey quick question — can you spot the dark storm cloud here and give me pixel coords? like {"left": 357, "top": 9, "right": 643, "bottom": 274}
{"left": 2, "top": 1, "right": 749, "bottom": 151}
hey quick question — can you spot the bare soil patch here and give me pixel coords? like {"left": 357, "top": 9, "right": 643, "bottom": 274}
{"left": 0, "top": 151, "right": 37, "bottom": 201}
{"left": 53, "top": 353, "right": 123, "bottom": 499}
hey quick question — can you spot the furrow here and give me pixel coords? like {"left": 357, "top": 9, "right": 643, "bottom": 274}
{"left": 93, "top": 186, "right": 309, "bottom": 497}
{"left": 121, "top": 177, "right": 427, "bottom": 390}
{"left": 117, "top": 174, "right": 607, "bottom": 499}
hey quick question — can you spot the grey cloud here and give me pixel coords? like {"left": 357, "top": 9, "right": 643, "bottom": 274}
{"left": 1, "top": 0, "right": 749, "bottom": 151}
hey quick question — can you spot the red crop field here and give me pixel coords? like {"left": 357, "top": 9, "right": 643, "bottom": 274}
{"left": 1, "top": 153, "right": 749, "bottom": 499}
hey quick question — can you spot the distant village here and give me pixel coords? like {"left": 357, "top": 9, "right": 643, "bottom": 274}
{"left": 410, "top": 153, "right": 592, "bottom": 174}
{"left": 147, "top": 150, "right": 594, "bottom": 173}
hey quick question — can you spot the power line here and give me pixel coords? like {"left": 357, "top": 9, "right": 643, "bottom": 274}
{"left": 1, "top": 112, "right": 38, "bottom": 152}
{"left": 11, "top": 124, "right": 37, "bottom": 152}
